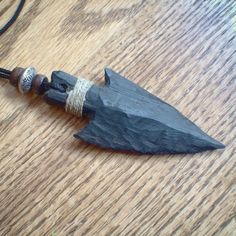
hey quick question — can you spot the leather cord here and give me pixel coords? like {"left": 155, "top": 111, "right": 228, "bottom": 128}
{"left": 0, "top": 0, "right": 25, "bottom": 79}
{"left": 0, "top": 0, "right": 25, "bottom": 35}
{"left": 0, "top": 68, "right": 11, "bottom": 80}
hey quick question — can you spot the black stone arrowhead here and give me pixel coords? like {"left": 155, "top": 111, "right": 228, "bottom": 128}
{"left": 73, "top": 68, "right": 225, "bottom": 154}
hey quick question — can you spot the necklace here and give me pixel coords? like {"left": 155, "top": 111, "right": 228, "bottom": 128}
{"left": 0, "top": 1, "right": 224, "bottom": 154}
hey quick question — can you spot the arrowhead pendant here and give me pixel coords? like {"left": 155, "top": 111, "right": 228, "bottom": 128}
{"left": 1, "top": 66, "right": 225, "bottom": 154}
{"left": 45, "top": 68, "right": 225, "bottom": 154}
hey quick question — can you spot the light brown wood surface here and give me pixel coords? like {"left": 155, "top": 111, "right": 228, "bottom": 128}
{"left": 0, "top": 0, "right": 235, "bottom": 235}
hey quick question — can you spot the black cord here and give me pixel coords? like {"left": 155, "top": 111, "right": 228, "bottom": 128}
{"left": 0, "top": 0, "right": 25, "bottom": 79}
{"left": 0, "top": 68, "right": 11, "bottom": 80}
{"left": 0, "top": 0, "right": 25, "bottom": 36}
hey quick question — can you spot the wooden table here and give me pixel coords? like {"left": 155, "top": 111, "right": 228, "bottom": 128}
{"left": 0, "top": 0, "right": 235, "bottom": 235}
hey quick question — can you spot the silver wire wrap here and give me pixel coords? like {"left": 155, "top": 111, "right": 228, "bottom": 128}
{"left": 65, "top": 77, "right": 94, "bottom": 117}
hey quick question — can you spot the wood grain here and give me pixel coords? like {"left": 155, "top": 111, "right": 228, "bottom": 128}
{"left": 0, "top": 0, "right": 235, "bottom": 235}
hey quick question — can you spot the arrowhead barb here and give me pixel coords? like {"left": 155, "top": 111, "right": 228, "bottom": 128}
{"left": 75, "top": 69, "right": 224, "bottom": 154}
